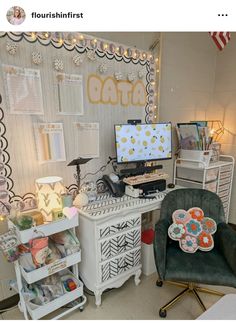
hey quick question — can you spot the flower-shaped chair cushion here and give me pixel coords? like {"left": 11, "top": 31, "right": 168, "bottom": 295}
{"left": 168, "top": 207, "right": 217, "bottom": 253}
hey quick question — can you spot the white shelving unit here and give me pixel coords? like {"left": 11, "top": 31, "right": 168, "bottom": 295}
{"left": 8, "top": 216, "right": 86, "bottom": 320}
{"left": 174, "top": 155, "right": 235, "bottom": 223}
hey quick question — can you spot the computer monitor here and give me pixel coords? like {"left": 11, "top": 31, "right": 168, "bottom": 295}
{"left": 114, "top": 122, "right": 172, "bottom": 164}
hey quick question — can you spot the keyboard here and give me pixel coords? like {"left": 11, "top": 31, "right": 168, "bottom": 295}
{"left": 123, "top": 172, "right": 169, "bottom": 186}
{"left": 78, "top": 191, "right": 169, "bottom": 220}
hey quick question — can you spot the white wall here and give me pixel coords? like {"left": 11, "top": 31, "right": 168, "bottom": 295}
{"left": 158, "top": 32, "right": 217, "bottom": 182}
{"left": 159, "top": 32, "right": 236, "bottom": 224}
{"left": 212, "top": 33, "right": 236, "bottom": 224}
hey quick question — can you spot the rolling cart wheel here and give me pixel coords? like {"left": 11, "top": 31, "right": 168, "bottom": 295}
{"left": 156, "top": 280, "right": 163, "bottom": 287}
{"left": 159, "top": 309, "right": 167, "bottom": 318}
{"left": 79, "top": 307, "right": 84, "bottom": 312}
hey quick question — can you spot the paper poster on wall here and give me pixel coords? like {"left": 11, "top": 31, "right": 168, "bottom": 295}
{"left": 56, "top": 73, "right": 83, "bottom": 115}
{"left": 3, "top": 64, "right": 44, "bottom": 115}
{"left": 74, "top": 122, "right": 99, "bottom": 158}
{"left": 34, "top": 123, "right": 66, "bottom": 163}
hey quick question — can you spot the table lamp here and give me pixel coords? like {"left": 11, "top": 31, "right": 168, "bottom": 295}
{"left": 67, "top": 157, "right": 92, "bottom": 192}
{"left": 35, "top": 176, "right": 65, "bottom": 222}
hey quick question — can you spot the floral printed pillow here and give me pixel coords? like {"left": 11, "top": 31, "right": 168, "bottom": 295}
{"left": 168, "top": 208, "right": 217, "bottom": 253}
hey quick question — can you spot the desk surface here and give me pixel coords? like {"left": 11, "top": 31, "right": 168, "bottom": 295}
{"left": 77, "top": 188, "right": 179, "bottom": 220}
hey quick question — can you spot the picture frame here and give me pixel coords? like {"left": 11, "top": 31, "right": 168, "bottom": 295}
{"left": 177, "top": 123, "right": 200, "bottom": 150}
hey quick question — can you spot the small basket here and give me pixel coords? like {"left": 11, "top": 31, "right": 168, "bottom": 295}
{"left": 179, "top": 149, "right": 213, "bottom": 168}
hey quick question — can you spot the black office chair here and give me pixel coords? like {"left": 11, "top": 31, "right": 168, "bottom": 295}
{"left": 154, "top": 188, "right": 236, "bottom": 318}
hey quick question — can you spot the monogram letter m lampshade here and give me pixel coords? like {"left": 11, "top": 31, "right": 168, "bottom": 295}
{"left": 35, "top": 176, "right": 65, "bottom": 222}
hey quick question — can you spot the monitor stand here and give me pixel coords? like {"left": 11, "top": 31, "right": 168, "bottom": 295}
{"left": 120, "top": 163, "right": 163, "bottom": 176}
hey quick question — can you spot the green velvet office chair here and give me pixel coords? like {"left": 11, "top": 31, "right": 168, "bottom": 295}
{"left": 154, "top": 188, "right": 236, "bottom": 318}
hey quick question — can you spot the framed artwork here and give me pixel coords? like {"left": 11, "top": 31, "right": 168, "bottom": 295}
{"left": 56, "top": 73, "right": 84, "bottom": 115}
{"left": 177, "top": 123, "right": 200, "bottom": 150}
{"left": 34, "top": 123, "right": 66, "bottom": 163}
{"left": 3, "top": 64, "right": 44, "bottom": 115}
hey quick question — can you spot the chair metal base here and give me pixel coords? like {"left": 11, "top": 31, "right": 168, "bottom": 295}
{"left": 157, "top": 280, "right": 225, "bottom": 318}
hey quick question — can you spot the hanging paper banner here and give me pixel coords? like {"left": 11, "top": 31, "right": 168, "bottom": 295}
{"left": 87, "top": 74, "right": 146, "bottom": 107}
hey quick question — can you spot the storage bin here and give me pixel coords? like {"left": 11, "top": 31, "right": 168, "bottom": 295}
{"left": 218, "top": 183, "right": 230, "bottom": 193}
{"left": 219, "top": 177, "right": 231, "bottom": 185}
{"left": 179, "top": 149, "right": 213, "bottom": 168}
{"left": 218, "top": 190, "right": 229, "bottom": 198}
{"left": 220, "top": 171, "right": 232, "bottom": 180}
{"left": 20, "top": 251, "right": 81, "bottom": 284}
{"left": 176, "top": 167, "right": 218, "bottom": 183}
{"left": 221, "top": 196, "right": 229, "bottom": 203}
{"left": 8, "top": 216, "right": 79, "bottom": 244}
{"left": 26, "top": 269, "right": 83, "bottom": 320}
{"left": 176, "top": 179, "right": 202, "bottom": 189}
{"left": 223, "top": 202, "right": 229, "bottom": 209}
{"left": 141, "top": 242, "right": 156, "bottom": 276}
{"left": 220, "top": 165, "right": 233, "bottom": 172}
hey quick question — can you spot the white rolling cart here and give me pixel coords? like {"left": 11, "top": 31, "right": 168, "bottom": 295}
{"left": 174, "top": 154, "right": 235, "bottom": 223}
{"left": 8, "top": 216, "right": 86, "bottom": 320}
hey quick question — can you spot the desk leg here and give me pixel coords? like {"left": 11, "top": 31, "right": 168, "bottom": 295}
{"left": 134, "top": 269, "right": 141, "bottom": 286}
{"left": 94, "top": 290, "right": 102, "bottom": 307}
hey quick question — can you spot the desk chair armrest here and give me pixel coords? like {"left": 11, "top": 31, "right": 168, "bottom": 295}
{"left": 217, "top": 222, "right": 236, "bottom": 275}
{"left": 153, "top": 218, "right": 170, "bottom": 280}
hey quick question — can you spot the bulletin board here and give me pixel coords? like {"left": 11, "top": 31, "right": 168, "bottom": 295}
{"left": 0, "top": 32, "right": 156, "bottom": 210}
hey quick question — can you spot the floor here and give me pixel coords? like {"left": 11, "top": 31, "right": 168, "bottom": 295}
{"left": 1, "top": 273, "right": 236, "bottom": 320}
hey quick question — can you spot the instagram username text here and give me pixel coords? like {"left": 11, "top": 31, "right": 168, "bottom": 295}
{"left": 31, "top": 12, "right": 84, "bottom": 19}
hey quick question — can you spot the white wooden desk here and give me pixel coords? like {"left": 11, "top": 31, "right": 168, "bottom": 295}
{"left": 78, "top": 189, "right": 173, "bottom": 306}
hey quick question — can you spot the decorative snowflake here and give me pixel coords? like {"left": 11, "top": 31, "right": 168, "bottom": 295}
{"left": 54, "top": 58, "right": 64, "bottom": 71}
{"left": 114, "top": 72, "right": 123, "bottom": 81}
{"left": 87, "top": 50, "right": 97, "bottom": 61}
{"left": 6, "top": 42, "right": 18, "bottom": 55}
{"left": 98, "top": 63, "right": 108, "bottom": 74}
{"left": 73, "top": 54, "right": 83, "bottom": 66}
{"left": 32, "top": 51, "right": 42, "bottom": 65}
{"left": 127, "top": 72, "right": 136, "bottom": 82}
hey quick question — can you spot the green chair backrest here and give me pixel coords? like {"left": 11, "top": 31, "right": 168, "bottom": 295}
{"left": 160, "top": 188, "right": 225, "bottom": 225}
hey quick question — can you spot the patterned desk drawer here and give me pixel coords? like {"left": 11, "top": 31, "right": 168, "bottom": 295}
{"left": 100, "top": 248, "right": 141, "bottom": 283}
{"left": 98, "top": 214, "right": 141, "bottom": 239}
{"left": 99, "top": 228, "right": 141, "bottom": 262}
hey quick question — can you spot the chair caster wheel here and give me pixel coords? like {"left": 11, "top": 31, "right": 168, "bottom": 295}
{"left": 156, "top": 280, "right": 163, "bottom": 287}
{"left": 159, "top": 309, "right": 167, "bottom": 318}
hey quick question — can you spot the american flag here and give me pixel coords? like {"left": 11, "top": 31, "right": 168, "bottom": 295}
{"left": 210, "top": 32, "right": 231, "bottom": 51}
